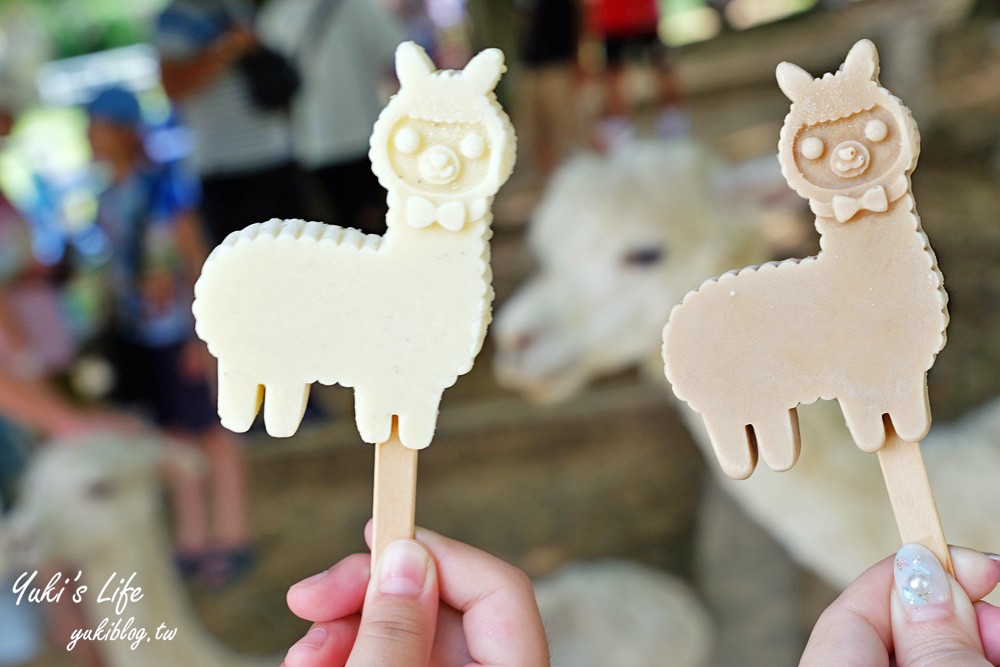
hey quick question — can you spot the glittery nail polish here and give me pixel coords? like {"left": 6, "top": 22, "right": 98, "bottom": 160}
{"left": 894, "top": 544, "right": 950, "bottom": 613}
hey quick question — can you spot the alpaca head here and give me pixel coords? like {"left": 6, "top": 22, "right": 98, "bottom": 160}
{"left": 494, "top": 141, "right": 775, "bottom": 403}
{"left": 777, "top": 40, "right": 918, "bottom": 206}
{"left": 369, "top": 42, "right": 516, "bottom": 217}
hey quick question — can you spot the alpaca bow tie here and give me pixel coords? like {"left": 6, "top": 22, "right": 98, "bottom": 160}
{"left": 811, "top": 177, "right": 909, "bottom": 223}
{"left": 406, "top": 197, "right": 466, "bottom": 231}
{"left": 832, "top": 186, "right": 888, "bottom": 222}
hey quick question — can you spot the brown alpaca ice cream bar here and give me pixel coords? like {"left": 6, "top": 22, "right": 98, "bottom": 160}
{"left": 662, "top": 40, "right": 948, "bottom": 480}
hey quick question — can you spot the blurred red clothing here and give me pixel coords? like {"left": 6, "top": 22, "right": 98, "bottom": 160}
{"left": 589, "top": 0, "right": 659, "bottom": 37}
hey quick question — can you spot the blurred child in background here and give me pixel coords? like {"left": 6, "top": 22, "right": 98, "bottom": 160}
{"left": 516, "top": 0, "right": 584, "bottom": 177}
{"left": 0, "top": 93, "right": 45, "bottom": 667}
{"left": 588, "top": 0, "right": 686, "bottom": 148}
{"left": 85, "top": 86, "right": 253, "bottom": 586}
{"left": 0, "top": 86, "right": 78, "bottom": 398}
{"left": 0, "top": 88, "right": 157, "bottom": 666}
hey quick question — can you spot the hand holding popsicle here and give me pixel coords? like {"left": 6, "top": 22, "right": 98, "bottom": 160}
{"left": 663, "top": 40, "right": 951, "bottom": 568}
{"left": 802, "top": 545, "right": 1000, "bottom": 666}
{"left": 284, "top": 526, "right": 550, "bottom": 667}
{"left": 192, "top": 42, "right": 515, "bottom": 564}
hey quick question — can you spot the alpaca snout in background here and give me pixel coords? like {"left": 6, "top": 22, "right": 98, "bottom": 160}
{"left": 494, "top": 138, "right": 781, "bottom": 400}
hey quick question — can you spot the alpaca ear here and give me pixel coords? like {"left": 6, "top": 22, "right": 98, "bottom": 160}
{"left": 396, "top": 41, "right": 435, "bottom": 88}
{"left": 842, "top": 39, "right": 879, "bottom": 82}
{"left": 463, "top": 48, "right": 505, "bottom": 94}
{"left": 776, "top": 62, "right": 812, "bottom": 102}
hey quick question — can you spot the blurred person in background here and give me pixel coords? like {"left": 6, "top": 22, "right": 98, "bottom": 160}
{"left": 515, "top": 0, "right": 584, "bottom": 177}
{"left": 85, "top": 86, "right": 253, "bottom": 586}
{"left": 0, "top": 87, "right": 77, "bottom": 398}
{"left": 0, "top": 84, "right": 125, "bottom": 514}
{"left": 154, "top": 0, "right": 306, "bottom": 245}
{"left": 587, "top": 0, "right": 685, "bottom": 148}
{"left": 394, "top": 0, "right": 437, "bottom": 57}
{"left": 262, "top": 0, "right": 403, "bottom": 235}
{"left": 0, "top": 131, "right": 74, "bottom": 658}
{"left": 1, "top": 83, "right": 151, "bottom": 667}
{"left": 1, "top": 93, "right": 137, "bottom": 666}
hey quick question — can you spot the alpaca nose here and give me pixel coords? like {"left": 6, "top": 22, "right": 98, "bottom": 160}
{"left": 830, "top": 140, "right": 870, "bottom": 177}
{"left": 418, "top": 145, "right": 460, "bottom": 184}
{"left": 512, "top": 330, "right": 539, "bottom": 354}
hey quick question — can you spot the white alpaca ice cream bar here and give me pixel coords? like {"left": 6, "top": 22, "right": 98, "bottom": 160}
{"left": 192, "top": 42, "right": 516, "bottom": 447}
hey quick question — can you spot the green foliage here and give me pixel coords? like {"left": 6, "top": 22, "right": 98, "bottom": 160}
{"left": 1, "top": 0, "right": 167, "bottom": 58}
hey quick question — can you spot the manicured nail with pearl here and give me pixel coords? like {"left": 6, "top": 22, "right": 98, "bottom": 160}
{"left": 894, "top": 544, "right": 950, "bottom": 618}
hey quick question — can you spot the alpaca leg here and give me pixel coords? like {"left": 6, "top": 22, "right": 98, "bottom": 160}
{"left": 217, "top": 363, "right": 263, "bottom": 433}
{"left": 702, "top": 414, "right": 757, "bottom": 480}
{"left": 262, "top": 382, "right": 311, "bottom": 438}
{"left": 396, "top": 389, "right": 444, "bottom": 449}
{"left": 838, "top": 397, "right": 887, "bottom": 452}
{"left": 354, "top": 388, "right": 393, "bottom": 444}
{"left": 750, "top": 408, "right": 801, "bottom": 472}
{"left": 886, "top": 381, "right": 932, "bottom": 443}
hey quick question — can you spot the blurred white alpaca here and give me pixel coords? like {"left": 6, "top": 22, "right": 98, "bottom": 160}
{"left": 0, "top": 434, "right": 276, "bottom": 667}
{"left": 193, "top": 43, "right": 515, "bottom": 446}
{"left": 534, "top": 561, "right": 711, "bottom": 667}
{"left": 494, "top": 138, "right": 1000, "bottom": 601}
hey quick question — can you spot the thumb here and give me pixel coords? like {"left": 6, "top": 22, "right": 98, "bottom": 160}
{"left": 891, "top": 544, "right": 989, "bottom": 666}
{"left": 346, "top": 539, "right": 439, "bottom": 667}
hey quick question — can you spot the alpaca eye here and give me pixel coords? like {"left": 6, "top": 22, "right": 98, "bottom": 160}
{"left": 394, "top": 128, "right": 420, "bottom": 154}
{"left": 460, "top": 133, "right": 485, "bottom": 159}
{"left": 865, "top": 119, "right": 888, "bottom": 142}
{"left": 85, "top": 479, "right": 116, "bottom": 501}
{"left": 623, "top": 246, "right": 665, "bottom": 267}
{"left": 800, "top": 137, "right": 824, "bottom": 160}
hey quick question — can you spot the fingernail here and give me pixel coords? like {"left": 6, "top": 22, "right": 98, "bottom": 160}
{"left": 894, "top": 544, "right": 950, "bottom": 619}
{"left": 378, "top": 540, "right": 429, "bottom": 597}
{"left": 285, "top": 627, "right": 327, "bottom": 664}
{"left": 986, "top": 552, "right": 1000, "bottom": 576}
{"left": 293, "top": 569, "right": 329, "bottom": 588}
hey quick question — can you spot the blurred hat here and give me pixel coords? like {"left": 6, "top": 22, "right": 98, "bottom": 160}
{"left": 85, "top": 86, "right": 142, "bottom": 127}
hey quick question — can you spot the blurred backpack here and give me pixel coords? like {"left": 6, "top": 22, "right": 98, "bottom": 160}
{"left": 239, "top": 46, "right": 301, "bottom": 110}
{"left": 230, "top": 0, "right": 347, "bottom": 111}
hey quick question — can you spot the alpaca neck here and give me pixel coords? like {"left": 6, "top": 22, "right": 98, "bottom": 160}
{"left": 383, "top": 201, "right": 492, "bottom": 258}
{"left": 814, "top": 189, "right": 923, "bottom": 264}
{"left": 78, "top": 509, "right": 239, "bottom": 667}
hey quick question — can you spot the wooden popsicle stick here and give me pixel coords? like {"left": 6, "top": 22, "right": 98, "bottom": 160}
{"left": 371, "top": 421, "right": 418, "bottom": 573}
{"left": 876, "top": 422, "right": 952, "bottom": 574}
